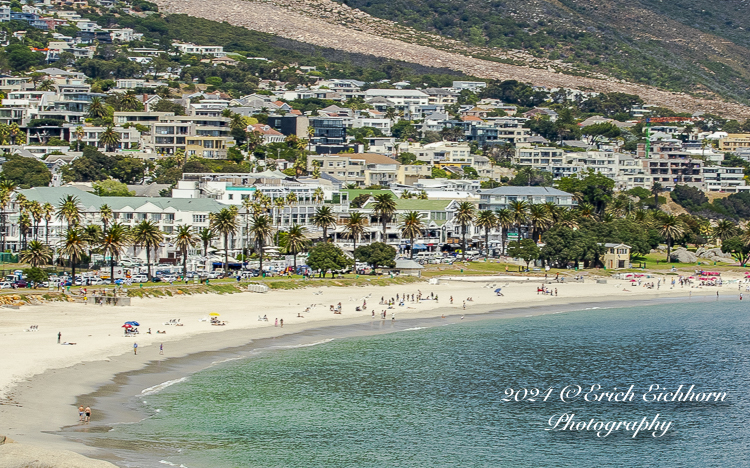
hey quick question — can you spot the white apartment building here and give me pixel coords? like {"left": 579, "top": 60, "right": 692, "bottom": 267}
{"left": 364, "top": 89, "right": 429, "bottom": 111}
{"left": 308, "top": 153, "right": 401, "bottom": 187}
{"left": 702, "top": 166, "right": 748, "bottom": 192}
{"left": 452, "top": 81, "right": 487, "bottom": 91}
{"left": 172, "top": 41, "right": 226, "bottom": 57}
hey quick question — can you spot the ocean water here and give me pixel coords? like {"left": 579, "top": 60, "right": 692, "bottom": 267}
{"left": 83, "top": 300, "right": 750, "bottom": 467}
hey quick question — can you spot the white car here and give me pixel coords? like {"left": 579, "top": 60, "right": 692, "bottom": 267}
{"left": 131, "top": 275, "right": 149, "bottom": 283}
{"left": 0, "top": 282, "right": 14, "bottom": 289}
{"left": 161, "top": 275, "right": 179, "bottom": 283}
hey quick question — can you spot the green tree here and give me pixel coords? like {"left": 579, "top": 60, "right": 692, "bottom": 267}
{"left": 24, "top": 267, "right": 49, "bottom": 287}
{"left": 19, "top": 240, "right": 52, "bottom": 268}
{"left": 721, "top": 236, "right": 750, "bottom": 266}
{"left": 507, "top": 239, "right": 540, "bottom": 269}
{"left": 249, "top": 214, "right": 273, "bottom": 274}
{"left": 132, "top": 220, "right": 164, "bottom": 281}
{"left": 209, "top": 208, "right": 238, "bottom": 274}
{"left": 100, "top": 222, "right": 129, "bottom": 282}
{"left": 399, "top": 211, "right": 425, "bottom": 259}
{"left": 174, "top": 224, "right": 198, "bottom": 278}
{"left": 372, "top": 193, "right": 397, "bottom": 242}
{"left": 93, "top": 180, "right": 134, "bottom": 196}
{"left": 312, "top": 205, "right": 337, "bottom": 241}
{"left": 475, "top": 210, "right": 497, "bottom": 257}
{"left": 285, "top": 223, "right": 307, "bottom": 271}
{"left": 59, "top": 228, "right": 86, "bottom": 282}
{"left": 344, "top": 211, "right": 367, "bottom": 251}
{"left": 454, "top": 201, "right": 476, "bottom": 260}
{"left": 0, "top": 155, "right": 52, "bottom": 188}
{"left": 657, "top": 214, "right": 685, "bottom": 262}
{"left": 307, "top": 242, "right": 353, "bottom": 278}
{"left": 99, "top": 125, "right": 121, "bottom": 152}
{"left": 88, "top": 97, "right": 108, "bottom": 119}
{"left": 354, "top": 241, "right": 396, "bottom": 271}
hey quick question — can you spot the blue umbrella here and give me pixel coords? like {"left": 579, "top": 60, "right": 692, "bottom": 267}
{"left": 494, "top": 288, "right": 502, "bottom": 293}
{"left": 125, "top": 321, "right": 140, "bottom": 326}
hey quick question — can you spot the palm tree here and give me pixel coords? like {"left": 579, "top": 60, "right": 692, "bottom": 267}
{"left": 249, "top": 214, "right": 273, "bottom": 274}
{"left": 285, "top": 224, "right": 307, "bottom": 271}
{"left": 74, "top": 126, "right": 84, "bottom": 151}
{"left": 557, "top": 208, "right": 580, "bottom": 230}
{"left": 576, "top": 202, "right": 596, "bottom": 220}
{"left": 20, "top": 240, "right": 52, "bottom": 268}
{"left": 312, "top": 187, "right": 324, "bottom": 204}
{"left": 88, "top": 96, "right": 107, "bottom": 119}
{"left": 0, "top": 182, "right": 15, "bottom": 251}
{"left": 209, "top": 208, "right": 238, "bottom": 274}
{"left": 100, "top": 222, "right": 128, "bottom": 281}
{"left": 509, "top": 200, "right": 528, "bottom": 240}
{"left": 241, "top": 198, "right": 254, "bottom": 253}
{"left": 713, "top": 219, "right": 737, "bottom": 244}
{"left": 528, "top": 203, "right": 552, "bottom": 242}
{"left": 19, "top": 212, "right": 31, "bottom": 250}
{"left": 132, "top": 220, "right": 164, "bottom": 281}
{"left": 41, "top": 202, "right": 54, "bottom": 246}
{"left": 400, "top": 211, "right": 425, "bottom": 259}
{"left": 372, "top": 192, "right": 397, "bottom": 243}
{"left": 658, "top": 214, "right": 685, "bottom": 262}
{"left": 27, "top": 200, "right": 42, "bottom": 241}
{"left": 99, "top": 125, "right": 120, "bottom": 152}
{"left": 198, "top": 228, "right": 214, "bottom": 271}
{"left": 59, "top": 228, "right": 86, "bottom": 282}
{"left": 313, "top": 206, "right": 336, "bottom": 241}
{"left": 83, "top": 224, "right": 102, "bottom": 261}
{"left": 495, "top": 208, "right": 513, "bottom": 256}
{"left": 119, "top": 91, "right": 141, "bottom": 111}
{"left": 401, "top": 190, "right": 412, "bottom": 199}
{"left": 344, "top": 211, "right": 367, "bottom": 251}
{"left": 475, "top": 210, "right": 497, "bottom": 258}
{"left": 57, "top": 195, "right": 82, "bottom": 234}
{"left": 285, "top": 191, "right": 298, "bottom": 206}
{"left": 174, "top": 224, "right": 198, "bottom": 278}
{"left": 99, "top": 204, "right": 113, "bottom": 234}
{"left": 454, "top": 201, "right": 476, "bottom": 261}
{"left": 274, "top": 196, "right": 286, "bottom": 239}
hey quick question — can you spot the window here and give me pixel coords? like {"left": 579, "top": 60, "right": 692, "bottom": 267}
{"left": 193, "top": 214, "right": 207, "bottom": 223}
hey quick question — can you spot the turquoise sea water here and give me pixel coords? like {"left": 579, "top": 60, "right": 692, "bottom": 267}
{"left": 84, "top": 300, "right": 750, "bottom": 467}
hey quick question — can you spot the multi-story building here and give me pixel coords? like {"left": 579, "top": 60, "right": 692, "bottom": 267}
{"left": 645, "top": 154, "right": 704, "bottom": 190}
{"left": 719, "top": 134, "right": 750, "bottom": 152}
{"left": 702, "top": 166, "right": 748, "bottom": 192}
{"left": 308, "top": 153, "right": 401, "bottom": 187}
{"left": 364, "top": 89, "right": 429, "bottom": 112}
{"left": 172, "top": 41, "right": 226, "bottom": 57}
{"left": 147, "top": 116, "right": 233, "bottom": 156}
{"left": 452, "top": 81, "right": 487, "bottom": 91}
{"left": 478, "top": 186, "right": 576, "bottom": 211}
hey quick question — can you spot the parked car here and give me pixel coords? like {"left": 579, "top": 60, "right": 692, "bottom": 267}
{"left": 162, "top": 275, "right": 178, "bottom": 283}
{"left": 14, "top": 279, "right": 28, "bottom": 288}
{"left": 0, "top": 282, "right": 14, "bottom": 289}
{"left": 131, "top": 274, "right": 148, "bottom": 283}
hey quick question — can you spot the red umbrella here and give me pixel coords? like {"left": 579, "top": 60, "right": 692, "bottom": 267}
{"left": 122, "top": 324, "right": 133, "bottom": 328}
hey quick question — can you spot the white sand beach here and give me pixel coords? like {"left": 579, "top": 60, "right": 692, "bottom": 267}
{"left": 0, "top": 274, "right": 736, "bottom": 466}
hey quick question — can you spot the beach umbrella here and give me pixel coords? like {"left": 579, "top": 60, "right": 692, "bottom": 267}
{"left": 122, "top": 324, "right": 133, "bottom": 328}
{"left": 125, "top": 321, "right": 140, "bottom": 326}
{"left": 494, "top": 288, "right": 502, "bottom": 293}
{"left": 209, "top": 312, "right": 220, "bottom": 316}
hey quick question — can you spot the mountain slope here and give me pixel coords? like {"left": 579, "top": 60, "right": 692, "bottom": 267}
{"left": 154, "top": 0, "right": 750, "bottom": 118}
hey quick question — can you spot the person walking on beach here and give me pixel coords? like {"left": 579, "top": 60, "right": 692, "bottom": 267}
{"left": 78, "top": 405, "right": 84, "bottom": 421}
{"left": 58, "top": 332, "right": 61, "bottom": 344}
{"left": 463, "top": 301, "right": 466, "bottom": 310}
{"left": 84, "top": 406, "right": 91, "bottom": 422}
{"left": 280, "top": 319, "right": 284, "bottom": 327}
{"left": 133, "top": 342, "right": 138, "bottom": 355}
{"left": 450, "top": 296, "right": 453, "bottom": 304}
{"left": 159, "top": 343, "right": 163, "bottom": 355}
{"left": 275, "top": 318, "right": 278, "bottom": 327}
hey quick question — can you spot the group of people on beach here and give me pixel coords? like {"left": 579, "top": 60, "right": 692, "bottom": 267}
{"left": 78, "top": 405, "right": 91, "bottom": 422}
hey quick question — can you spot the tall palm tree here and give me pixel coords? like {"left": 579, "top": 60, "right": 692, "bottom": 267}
{"left": 576, "top": 202, "right": 596, "bottom": 220}
{"left": 557, "top": 208, "right": 580, "bottom": 230}
{"left": 174, "top": 224, "right": 198, "bottom": 278}
{"left": 99, "top": 204, "right": 113, "bottom": 234}
{"left": 312, "top": 187, "right": 324, "bottom": 204}
{"left": 454, "top": 201, "right": 476, "bottom": 261}
{"left": 59, "top": 228, "right": 86, "bottom": 282}
{"left": 495, "top": 208, "right": 513, "bottom": 256}
{"left": 372, "top": 192, "right": 397, "bottom": 243}
{"left": 312, "top": 205, "right": 336, "bottom": 241}
{"left": 0, "top": 182, "right": 15, "bottom": 251}
{"left": 713, "top": 219, "right": 737, "bottom": 244}
{"left": 119, "top": 91, "right": 141, "bottom": 111}
{"left": 399, "top": 211, "right": 425, "bottom": 259}
{"left": 528, "top": 203, "right": 552, "bottom": 242}
{"left": 20, "top": 240, "right": 52, "bottom": 268}
{"left": 132, "top": 220, "right": 164, "bottom": 281}
{"left": 88, "top": 96, "right": 107, "bottom": 119}
{"left": 509, "top": 200, "right": 528, "bottom": 240}
{"left": 274, "top": 196, "right": 286, "bottom": 241}
{"left": 344, "top": 211, "right": 367, "bottom": 251}
{"left": 209, "top": 208, "right": 238, "bottom": 274}
{"left": 285, "top": 191, "right": 298, "bottom": 207}
{"left": 100, "top": 222, "right": 128, "bottom": 281}
{"left": 198, "top": 227, "right": 214, "bottom": 271}
{"left": 57, "top": 195, "right": 82, "bottom": 234}
{"left": 241, "top": 198, "right": 254, "bottom": 253}
{"left": 18, "top": 212, "right": 31, "bottom": 250}
{"left": 249, "top": 214, "right": 273, "bottom": 274}
{"left": 285, "top": 224, "right": 307, "bottom": 271}
{"left": 99, "top": 125, "right": 120, "bottom": 152}
{"left": 27, "top": 200, "right": 42, "bottom": 241}
{"left": 41, "top": 202, "right": 54, "bottom": 246}
{"left": 74, "top": 126, "right": 84, "bottom": 151}
{"left": 82, "top": 224, "right": 102, "bottom": 262}
{"left": 658, "top": 214, "right": 685, "bottom": 262}
{"left": 475, "top": 210, "right": 497, "bottom": 258}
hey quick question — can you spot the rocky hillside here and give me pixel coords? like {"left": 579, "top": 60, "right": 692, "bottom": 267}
{"left": 154, "top": 0, "right": 750, "bottom": 118}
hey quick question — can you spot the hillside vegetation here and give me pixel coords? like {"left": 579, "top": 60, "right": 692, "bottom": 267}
{"left": 335, "top": 0, "right": 750, "bottom": 104}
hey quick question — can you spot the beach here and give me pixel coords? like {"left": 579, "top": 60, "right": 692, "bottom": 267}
{"left": 0, "top": 273, "right": 735, "bottom": 466}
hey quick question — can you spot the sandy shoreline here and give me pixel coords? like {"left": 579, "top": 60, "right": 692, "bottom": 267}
{"left": 0, "top": 274, "right": 736, "bottom": 466}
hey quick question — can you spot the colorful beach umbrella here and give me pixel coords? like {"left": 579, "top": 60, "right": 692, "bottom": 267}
{"left": 209, "top": 312, "right": 220, "bottom": 316}
{"left": 122, "top": 324, "right": 133, "bottom": 328}
{"left": 125, "top": 321, "right": 140, "bottom": 326}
